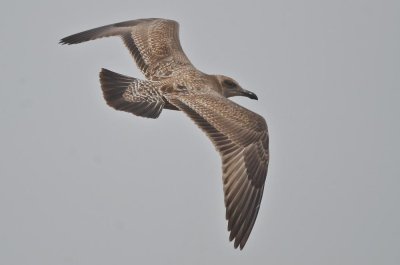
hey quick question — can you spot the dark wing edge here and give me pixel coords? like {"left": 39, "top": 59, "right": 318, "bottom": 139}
{"left": 167, "top": 94, "right": 269, "bottom": 249}
{"left": 59, "top": 18, "right": 158, "bottom": 45}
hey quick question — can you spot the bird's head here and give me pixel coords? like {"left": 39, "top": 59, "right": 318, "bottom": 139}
{"left": 215, "top": 75, "right": 258, "bottom": 100}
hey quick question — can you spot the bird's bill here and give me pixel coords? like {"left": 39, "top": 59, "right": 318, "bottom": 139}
{"left": 241, "top": 89, "right": 258, "bottom": 100}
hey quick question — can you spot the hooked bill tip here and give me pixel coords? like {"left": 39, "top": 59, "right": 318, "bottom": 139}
{"left": 243, "top": 90, "right": 258, "bottom": 100}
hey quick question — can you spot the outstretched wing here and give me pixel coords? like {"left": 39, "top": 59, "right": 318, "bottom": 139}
{"left": 60, "top": 18, "right": 193, "bottom": 80}
{"left": 168, "top": 93, "right": 269, "bottom": 249}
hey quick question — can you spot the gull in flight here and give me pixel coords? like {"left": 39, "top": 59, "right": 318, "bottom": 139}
{"left": 60, "top": 18, "right": 269, "bottom": 249}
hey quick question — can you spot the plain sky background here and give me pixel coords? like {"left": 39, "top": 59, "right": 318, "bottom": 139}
{"left": 1, "top": 0, "right": 399, "bottom": 264}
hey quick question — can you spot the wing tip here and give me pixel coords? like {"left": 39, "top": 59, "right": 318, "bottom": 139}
{"left": 58, "top": 37, "right": 70, "bottom": 45}
{"left": 229, "top": 233, "right": 248, "bottom": 250}
{"left": 230, "top": 235, "right": 246, "bottom": 250}
{"left": 59, "top": 35, "right": 84, "bottom": 45}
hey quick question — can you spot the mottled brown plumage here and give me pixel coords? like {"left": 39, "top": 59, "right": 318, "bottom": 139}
{"left": 60, "top": 18, "right": 269, "bottom": 249}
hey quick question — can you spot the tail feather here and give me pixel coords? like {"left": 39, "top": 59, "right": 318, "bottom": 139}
{"left": 99, "top": 68, "right": 165, "bottom": 119}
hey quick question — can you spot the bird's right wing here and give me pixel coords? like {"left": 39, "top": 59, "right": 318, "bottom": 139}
{"left": 60, "top": 19, "right": 194, "bottom": 80}
{"left": 167, "top": 93, "right": 269, "bottom": 249}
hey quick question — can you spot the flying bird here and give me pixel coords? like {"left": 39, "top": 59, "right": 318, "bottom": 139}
{"left": 60, "top": 18, "right": 269, "bottom": 249}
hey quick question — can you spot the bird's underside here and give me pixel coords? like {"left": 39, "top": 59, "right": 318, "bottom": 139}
{"left": 60, "top": 18, "right": 269, "bottom": 249}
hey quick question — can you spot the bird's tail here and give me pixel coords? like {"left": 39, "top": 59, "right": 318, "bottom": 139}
{"left": 99, "top": 68, "right": 165, "bottom": 119}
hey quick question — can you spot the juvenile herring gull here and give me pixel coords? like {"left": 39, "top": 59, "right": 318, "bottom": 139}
{"left": 60, "top": 18, "right": 269, "bottom": 249}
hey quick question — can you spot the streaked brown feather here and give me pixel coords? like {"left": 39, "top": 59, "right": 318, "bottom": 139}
{"left": 167, "top": 93, "right": 269, "bottom": 249}
{"left": 99, "top": 68, "right": 165, "bottom": 119}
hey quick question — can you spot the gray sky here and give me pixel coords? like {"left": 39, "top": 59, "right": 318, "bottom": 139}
{"left": 1, "top": 0, "right": 399, "bottom": 264}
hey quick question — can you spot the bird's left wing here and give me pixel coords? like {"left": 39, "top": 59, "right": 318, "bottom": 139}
{"left": 60, "top": 19, "right": 194, "bottom": 80}
{"left": 167, "top": 93, "right": 269, "bottom": 249}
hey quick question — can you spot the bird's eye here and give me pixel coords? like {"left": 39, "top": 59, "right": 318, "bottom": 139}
{"left": 223, "top": 79, "right": 236, "bottom": 88}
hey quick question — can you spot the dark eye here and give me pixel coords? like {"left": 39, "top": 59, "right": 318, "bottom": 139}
{"left": 223, "top": 79, "right": 236, "bottom": 88}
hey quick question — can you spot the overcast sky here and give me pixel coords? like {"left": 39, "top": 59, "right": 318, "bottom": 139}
{"left": 1, "top": 0, "right": 399, "bottom": 264}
